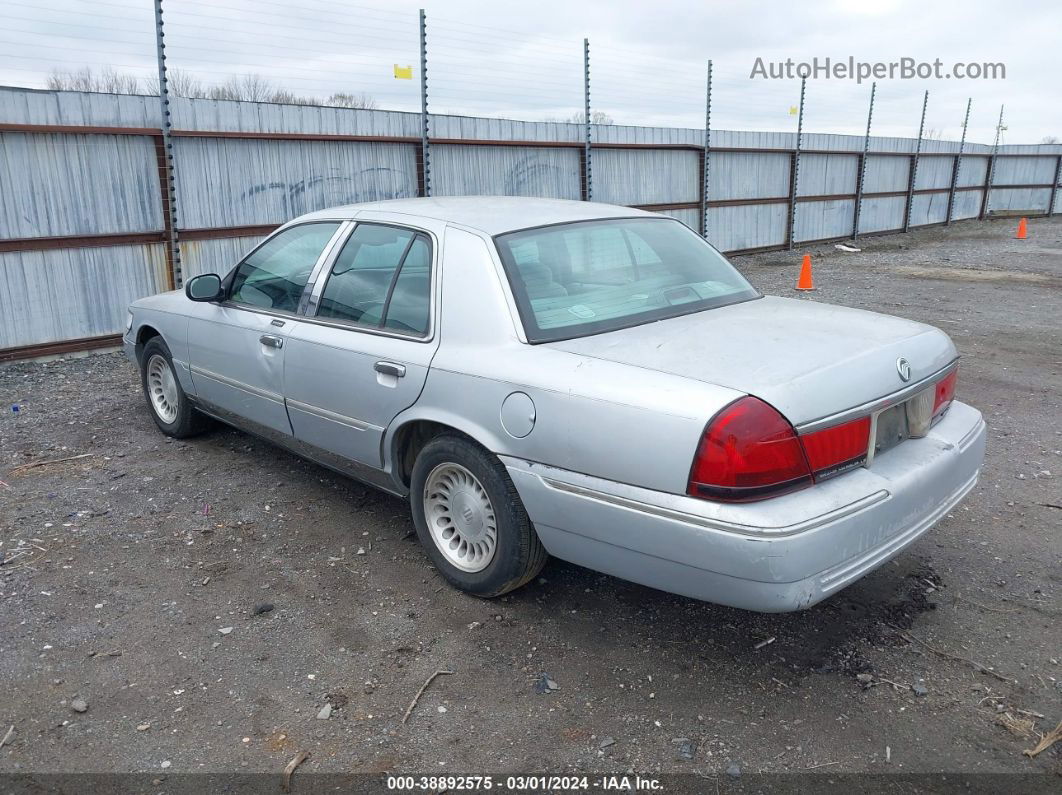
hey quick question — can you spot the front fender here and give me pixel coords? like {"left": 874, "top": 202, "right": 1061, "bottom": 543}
{"left": 127, "top": 306, "right": 192, "bottom": 393}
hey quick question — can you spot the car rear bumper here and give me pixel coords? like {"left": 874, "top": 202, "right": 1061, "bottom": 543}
{"left": 503, "top": 400, "right": 986, "bottom": 612}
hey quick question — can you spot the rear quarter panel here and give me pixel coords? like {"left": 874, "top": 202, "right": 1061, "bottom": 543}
{"left": 411, "top": 352, "right": 744, "bottom": 493}
{"left": 387, "top": 225, "right": 744, "bottom": 494}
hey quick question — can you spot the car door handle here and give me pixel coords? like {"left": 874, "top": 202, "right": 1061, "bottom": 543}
{"left": 259, "top": 334, "right": 284, "bottom": 349}
{"left": 374, "top": 361, "right": 406, "bottom": 378}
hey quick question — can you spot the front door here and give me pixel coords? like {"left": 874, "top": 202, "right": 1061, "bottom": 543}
{"left": 187, "top": 221, "right": 345, "bottom": 436}
{"left": 283, "top": 222, "right": 438, "bottom": 467}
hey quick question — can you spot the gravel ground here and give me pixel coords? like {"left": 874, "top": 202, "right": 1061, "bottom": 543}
{"left": 1, "top": 217, "right": 1060, "bottom": 786}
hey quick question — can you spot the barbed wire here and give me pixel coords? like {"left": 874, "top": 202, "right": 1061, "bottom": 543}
{"left": 0, "top": 0, "right": 1025, "bottom": 145}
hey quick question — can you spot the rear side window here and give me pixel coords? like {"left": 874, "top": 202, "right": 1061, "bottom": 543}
{"left": 316, "top": 224, "right": 432, "bottom": 336}
{"left": 229, "top": 222, "right": 341, "bottom": 312}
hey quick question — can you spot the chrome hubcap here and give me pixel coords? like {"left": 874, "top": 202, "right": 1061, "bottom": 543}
{"left": 424, "top": 463, "right": 497, "bottom": 572}
{"left": 146, "top": 354, "right": 179, "bottom": 424}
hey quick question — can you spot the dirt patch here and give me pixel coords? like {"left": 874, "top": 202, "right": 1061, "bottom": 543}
{"left": 894, "top": 265, "right": 1061, "bottom": 285}
{"left": 778, "top": 562, "right": 943, "bottom": 677}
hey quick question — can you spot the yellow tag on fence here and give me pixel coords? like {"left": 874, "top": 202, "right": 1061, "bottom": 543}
{"left": 393, "top": 64, "right": 413, "bottom": 80}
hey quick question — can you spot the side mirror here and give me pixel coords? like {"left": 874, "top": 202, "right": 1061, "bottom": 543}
{"left": 185, "top": 273, "right": 224, "bottom": 302}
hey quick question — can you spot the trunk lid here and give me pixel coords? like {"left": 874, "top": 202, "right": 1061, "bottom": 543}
{"left": 548, "top": 295, "right": 957, "bottom": 427}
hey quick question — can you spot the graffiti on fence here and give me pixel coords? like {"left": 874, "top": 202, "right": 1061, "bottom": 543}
{"left": 238, "top": 167, "right": 417, "bottom": 217}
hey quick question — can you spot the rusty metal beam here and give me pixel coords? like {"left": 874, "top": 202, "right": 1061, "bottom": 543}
{"left": 983, "top": 183, "right": 1056, "bottom": 190}
{"left": 435, "top": 137, "right": 583, "bottom": 149}
{"left": 0, "top": 334, "right": 123, "bottom": 363}
{"left": 630, "top": 201, "right": 701, "bottom": 212}
{"left": 0, "top": 123, "right": 161, "bottom": 136}
{"left": 592, "top": 141, "right": 703, "bottom": 151}
{"left": 178, "top": 225, "right": 279, "bottom": 241}
{"left": 709, "top": 196, "right": 788, "bottom": 208}
{"left": 0, "top": 232, "right": 165, "bottom": 253}
{"left": 169, "top": 129, "right": 422, "bottom": 144}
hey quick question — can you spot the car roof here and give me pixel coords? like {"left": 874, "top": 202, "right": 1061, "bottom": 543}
{"left": 291, "top": 196, "right": 659, "bottom": 236}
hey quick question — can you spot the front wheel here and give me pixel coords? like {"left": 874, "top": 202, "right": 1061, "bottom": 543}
{"left": 139, "top": 337, "right": 211, "bottom": 438}
{"left": 410, "top": 433, "right": 547, "bottom": 597}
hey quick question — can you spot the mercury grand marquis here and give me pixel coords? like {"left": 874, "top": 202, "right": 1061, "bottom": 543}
{"left": 124, "top": 197, "right": 986, "bottom": 611}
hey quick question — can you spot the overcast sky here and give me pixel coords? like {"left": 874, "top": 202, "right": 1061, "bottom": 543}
{"left": 2, "top": 0, "right": 1058, "bottom": 144}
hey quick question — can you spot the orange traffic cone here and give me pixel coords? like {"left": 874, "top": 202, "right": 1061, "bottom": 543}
{"left": 796, "top": 254, "right": 814, "bottom": 290}
{"left": 1015, "top": 217, "right": 1028, "bottom": 239}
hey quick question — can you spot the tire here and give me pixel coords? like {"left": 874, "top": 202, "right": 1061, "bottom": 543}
{"left": 139, "top": 337, "right": 211, "bottom": 438}
{"left": 410, "top": 433, "right": 548, "bottom": 598}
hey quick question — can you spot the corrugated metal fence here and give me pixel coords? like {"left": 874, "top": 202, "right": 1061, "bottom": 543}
{"left": 2, "top": 86, "right": 1061, "bottom": 360}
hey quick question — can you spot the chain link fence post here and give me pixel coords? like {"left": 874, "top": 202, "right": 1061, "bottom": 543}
{"left": 981, "top": 104, "right": 1004, "bottom": 219}
{"left": 153, "top": 0, "right": 181, "bottom": 288}
{"left": 946, "top": 98, "right": 971, "bottom": 227}
{"left": 700, "top": 60, "right": 712, "bottom": 238}
{"left": 904, "top": 89, "right": 928, "bottom": 233}
{"left": 786, "top": 77, "right": 805, "bottom": 251}
{"left": 1049, "top": 154, "right": 1061, "bottom": 218}
{"left": 582, "top": 38, "right": 592, "bottom": 201}
{"left": 852, "top": 82, "right": 875, "bottom": 240}
{"left": 419, "top": 8, "right": 431, "bottom": 197}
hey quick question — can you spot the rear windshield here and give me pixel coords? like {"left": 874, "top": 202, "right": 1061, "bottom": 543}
{"left": 494, "top": 217, "right": 759, "bottom": 343}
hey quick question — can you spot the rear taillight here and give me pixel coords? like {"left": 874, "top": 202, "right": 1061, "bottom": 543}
{"left": 687, "top": 397, "right": 813, "bottom": 502}
{"left": 688, "top": 398, "right": 874, "bottom": 503}
{"left": 799, "top": 416, "right": 871, "bottom": 480}
{"left": 933, "top": 368, "right": 958, "bottom": 419}
{"left": 687, "top": 369, "right": 958, "bottom": 504}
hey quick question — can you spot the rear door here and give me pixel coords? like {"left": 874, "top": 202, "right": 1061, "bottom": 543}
{"left": 284, "top": 221, "right": 439, "bottom": 468}
{"left": 186, "top": 221, "right": 346, "bottom": 436}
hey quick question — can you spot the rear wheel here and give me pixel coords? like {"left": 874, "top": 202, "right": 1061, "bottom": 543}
{"left": 410, "top": 433, "right": 547, "bottom": 597}
{"left": 139, "top": 337, "right": 211, "bottom": 438}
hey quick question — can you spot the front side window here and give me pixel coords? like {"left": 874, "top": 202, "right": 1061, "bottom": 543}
{"left": 229, "top": 222, "right": 341, "bottom": 312}
{"left": 316, "top": 223, "right": 432, "bottom": 336}
{"left": 494, "top": 217, "right": 759, "bottom": 343}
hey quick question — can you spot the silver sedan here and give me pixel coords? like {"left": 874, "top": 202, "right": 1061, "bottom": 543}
{"left": 124, "top": 197, "right": 986, "bottom": 611}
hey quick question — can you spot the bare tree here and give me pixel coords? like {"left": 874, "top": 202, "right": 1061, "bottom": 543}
{"left": 206, "top": 74, "right": 277, "bottom": 103}
{"left": 267, "top": 89, "right": 318, "bottom": 106}
{"left": 46, "top": 66, "right": 379, "bottom": 109}
{"left": 1041, "top": 135, "right": 1060, "bottom": 145}
{"left": 564, "top": 110, "right": 614, "bottom": 125}
{"left": 327, "top": 92, "right": 378, "bottom": 110}
{"left": 47, "top": 67, "right": 141, "bottom": 94}
{"left": 145, "top": 68, "right": 205, "bottom": 99}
